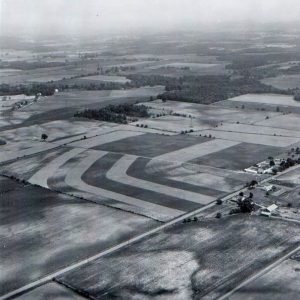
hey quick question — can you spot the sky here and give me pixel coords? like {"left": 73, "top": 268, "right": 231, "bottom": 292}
{"left": 1, "top": 0, "right": 300, "bottom": 37}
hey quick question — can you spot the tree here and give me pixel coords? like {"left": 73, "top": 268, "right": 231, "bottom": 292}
{"left": 294, "top": 91, "right": 300, "bottom": 101}
{"left": 216, "top": 212, "right": 222, "bottom": 219}
{"left": 249, "top": 180, "right": 258, "bottom": 187}
{"left": 216, "top": 199, "right": 223, "bottom": 205}
{"left": 238, "top": 198, "right": 255, "bottom": 213}
{"left": 41, "top": 133, "right": 48, "bottom": 141}
{"left": 270, "top": 160, "right": 275, "bottom": 167}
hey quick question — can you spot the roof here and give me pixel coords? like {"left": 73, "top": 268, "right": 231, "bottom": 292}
{"left": 266, "top": 204, "right": 278, "bottom": 212}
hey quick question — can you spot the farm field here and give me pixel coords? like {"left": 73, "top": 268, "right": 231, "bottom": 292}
{"left": 57, "top": 215, "right": 300, "bottom": 300}
{"left": 262, "top": 74, "right": 300, "bottom": 90}
{"left": 0, "top": 130, "right": 256, "bottom": 221}
{"left": 129, "top": 157, "right": 251, "bottom": 193}
{"left": 0, "top": 68, "right": 22, "bottom": 75}
{"left": 15, "top": 282, "right": 85, "bottom": 300}
{"left": 191, "top": 129, "right": 299, "bottom": 147}
{"left": 118, "top": 54, "right": 219, "bottom": 63}
{"left": 1, "top": 30, "right": 300, "bottom": 300}
{"left": 0, "top": 176, "right": 158, "bottom": 296}
{"left": 212, "top": 123, "right": 300, "bottom": 139}
{"left": 0, "top": 66, "right": 79, "bottom": 85}
{"left": 133, "top": 115, "right": 216, "bottom": 132}
{"left": 0, "top": 94, "right": 35, "bottom": 112}
{"left": 139, "top": 100, "right": 281, "bottom": 124}
{"left": 189, "top": 142, "right": 283, "bottom": 170}
{"left": 92, "top": 132, "right": 208, "bottom": 157}
{"left": 80, "top": 74, "right": 131, "bottom": 83}
{"left": 256, "top": 113, "right": 300, "bottom": 131}
{"left": 0, "top": 122, "right": 123, "bottom": 164}
{"left": 275, "top": 167, "right": 300, "bottom": 186}
{"left": 230, "top": 252, "right": 300, "bottom": 300}
{"left": 227, "top": 93, "right": 300, "bottom": 108}
{"left": 22, "top": 87, "right": 164, "bottom": 113}
{"left": 138, "top": 64, "right": 228, "bottom": 77}
{"left": 0, "top": 86, "right": 164, "bottom": 129}
{"left": 149, "top": 62, "right": 221, "bottom": 70}
{"left": 0, "top": 120, "right": 116, "bottom": 144}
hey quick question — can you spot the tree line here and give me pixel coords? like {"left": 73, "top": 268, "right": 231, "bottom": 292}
{"left": 74, "top": 103, "right": 149, "bottom": 124}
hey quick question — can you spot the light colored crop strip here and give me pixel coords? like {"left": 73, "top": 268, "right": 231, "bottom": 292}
{"left": 28, "top": 148, "right": 87, "bottom": 188}
{"left": 106, "top": 154, "right": 214, "bottom": 204}
{"left": 149, "top": 139, "right": 240, "bottom": 165}
{"left": 64, "top": 150, "right": 183, "bottom": 218}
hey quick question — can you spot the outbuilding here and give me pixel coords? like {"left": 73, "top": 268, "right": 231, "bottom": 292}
{"left": 266, "top": 204, "right": 278, "bottom": 212}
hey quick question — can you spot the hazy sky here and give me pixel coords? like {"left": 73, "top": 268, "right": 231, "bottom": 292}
{"left": 1, "top": 0, "right": 300, "bottom": 37}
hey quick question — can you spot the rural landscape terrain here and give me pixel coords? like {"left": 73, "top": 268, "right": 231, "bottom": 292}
{"left": 1, "top": 22, "right": 300, "bottom": 300}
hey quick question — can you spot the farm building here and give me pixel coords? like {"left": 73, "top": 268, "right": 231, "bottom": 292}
{"left": 264, "top": 185, "right": 276, "bottom": 192}
{"left": 260, "top": 204, "right": 278, "bottom": 217}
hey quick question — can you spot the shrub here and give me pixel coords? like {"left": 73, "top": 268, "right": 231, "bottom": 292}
{"left": 216, "top": 212, "right": 222, "bottom": 219}
{"left": 216, "top": 199, "right": 223, "bottom": 205}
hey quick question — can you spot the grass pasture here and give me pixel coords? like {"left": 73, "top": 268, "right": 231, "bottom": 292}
{"left": 0, "top": 176, "right": 158, "bottom": 297}
{"left": 57, "top": 215, "right": 300, "bottom": 300}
